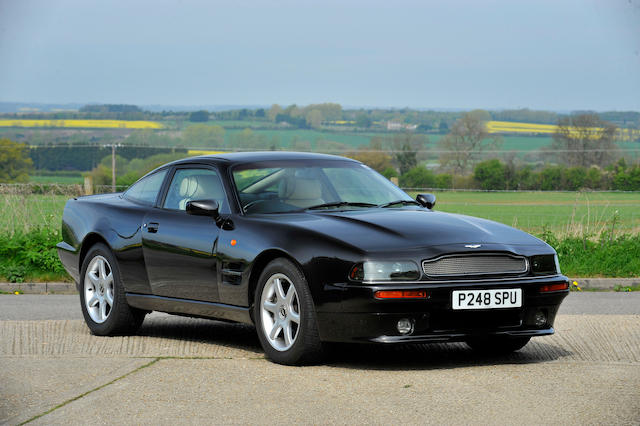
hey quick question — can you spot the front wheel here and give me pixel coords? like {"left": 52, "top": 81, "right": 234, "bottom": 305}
{"left": 254, "top": 258, "right": 323, "bottom": 365}
{"left": 465, "top": 336, "right": 531, "bottom": 354}
{"left": 79, "top": 243, "right": 146, "bottom": 336}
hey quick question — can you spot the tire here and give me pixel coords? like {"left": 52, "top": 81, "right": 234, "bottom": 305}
{"left": 253, "top": 258, "right": 323, "bottom": 365}
{"left": 465, "top": 336, "right": 531, "bottom": 354}
{"left": 79, "top": 243, "right": 146, "bottom": 336}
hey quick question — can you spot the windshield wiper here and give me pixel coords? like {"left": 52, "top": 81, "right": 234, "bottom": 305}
{"left": 305, "top": 201, "right": 377, "bottom": 210}
{"left": 377, "top": 199, "right": 421, "bottom": 208}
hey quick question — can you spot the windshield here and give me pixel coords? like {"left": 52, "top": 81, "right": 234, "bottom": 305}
{"left": 232, "top": 161, "right": 413, "bottom": 214}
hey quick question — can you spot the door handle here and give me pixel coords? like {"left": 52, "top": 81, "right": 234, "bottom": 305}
{"left": 146, "top": 222, "right": 159, "bottom": 233}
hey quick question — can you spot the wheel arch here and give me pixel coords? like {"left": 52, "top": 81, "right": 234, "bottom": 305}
{"left": 247, "top": 249, "right": 307, "bottom": 319}
{"left": 79, "top": 233, "right": 111, "bottom": 272}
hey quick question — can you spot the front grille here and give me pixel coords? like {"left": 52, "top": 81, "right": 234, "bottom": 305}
{"left": 422, "top": 254, "right": 528, "bottom": 278}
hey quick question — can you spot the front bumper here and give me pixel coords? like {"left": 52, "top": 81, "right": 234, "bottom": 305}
{"left": 316, "top": 275, "right": 569, "bottom": 343}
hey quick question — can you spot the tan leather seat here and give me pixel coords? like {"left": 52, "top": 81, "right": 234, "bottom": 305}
{"left": 279, "top": 177, "right": 323, "bottom": 208}
{"left": 178, "top": 174, "right": 225, "bottom": 210}
{"left": 177, "top": 176, "right": 198, "bottom": 210}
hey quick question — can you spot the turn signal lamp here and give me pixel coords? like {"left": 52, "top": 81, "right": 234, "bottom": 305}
{"left": 374, "top": 290, "right": 427, "bottom": 299}
{"left": 539, "top": 282, "right": 569, "bottom": 292}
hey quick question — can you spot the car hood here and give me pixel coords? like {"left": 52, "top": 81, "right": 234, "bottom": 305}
{"left": 265, "top": 208, "right": 548, "bottom": 254}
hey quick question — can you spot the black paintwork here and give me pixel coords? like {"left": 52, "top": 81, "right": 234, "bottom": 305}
{"left": 57, "top": 152, "right": 569, "bottom": 342}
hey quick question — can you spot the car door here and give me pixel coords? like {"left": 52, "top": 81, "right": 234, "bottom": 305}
{"left": 141, "top": 165, "right": 229, "bottom": 302}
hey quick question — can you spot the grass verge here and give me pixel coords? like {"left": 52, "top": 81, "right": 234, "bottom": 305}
{"left": 0, "top": 227, "right": 638, "bottom": 282}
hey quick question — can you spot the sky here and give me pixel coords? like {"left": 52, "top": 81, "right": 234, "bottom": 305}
{"left": 0, "top": 0, "right": 639, "bottom": 111}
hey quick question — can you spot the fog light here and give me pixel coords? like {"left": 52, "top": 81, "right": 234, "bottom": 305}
{"left": 534, "top": 311, "right": 547, "bottom": 327}
{"left": 397, "top": 318, "right": 414, "bottom": 335}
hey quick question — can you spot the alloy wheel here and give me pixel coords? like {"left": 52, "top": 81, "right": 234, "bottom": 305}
{"left": 260, "top": 273, "right": 300, "bottom": 351}
{"left": 84, "top": 255, "right": 114, "bottom": 323}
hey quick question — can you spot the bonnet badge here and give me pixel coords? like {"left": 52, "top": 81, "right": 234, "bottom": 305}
{"left": 464, "top": 244, "right": 481, "bottom": 248}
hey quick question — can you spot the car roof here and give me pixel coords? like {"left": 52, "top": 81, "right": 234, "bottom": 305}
{"left": 172, "top": 151, "right": 360, "bottom": 166}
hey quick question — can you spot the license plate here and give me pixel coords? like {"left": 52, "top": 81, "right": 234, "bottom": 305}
{"left": 452, "top": 288, "right": 522, "bottom": 310}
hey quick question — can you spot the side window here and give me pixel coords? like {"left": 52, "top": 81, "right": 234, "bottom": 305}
{"left": 124, "top": 169, "right": 167, "bottom": 206}
{"left": 163, "top": 168, "right": 227, "bottom": 212}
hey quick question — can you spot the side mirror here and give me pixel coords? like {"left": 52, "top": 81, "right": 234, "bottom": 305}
{"left": 186, "top": 199, "right": 220, "bottom": 218}
{"left": 416, "top": 193, "right": 436, "bottom": 209}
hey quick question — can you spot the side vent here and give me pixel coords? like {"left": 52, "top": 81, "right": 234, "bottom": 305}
{"left": 221, "top": 261, "right": 244, "bottom": 286}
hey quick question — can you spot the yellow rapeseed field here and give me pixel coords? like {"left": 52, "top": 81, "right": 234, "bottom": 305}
{"left": 0, "top": 119, "right": 163, "bottom": 129}
{"left": 486, "top": 120, "right": 556, "bottom": 134}
{"left": 487, "top": 120, "right": 639, "bottom": 141}
{"left": 187, "top": 150, "right": 227, "bottom": 156}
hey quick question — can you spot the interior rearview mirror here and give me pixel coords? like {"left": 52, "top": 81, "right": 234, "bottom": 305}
{"left": 416, "top": 193, "right": 436, "bottom": 209}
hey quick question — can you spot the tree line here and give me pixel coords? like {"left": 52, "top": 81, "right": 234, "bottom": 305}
{"left": 3, "top": 103, "right": 639, "bottom": 135}
{"left": 395, "top": 159, "right": 640, "bottom": 192}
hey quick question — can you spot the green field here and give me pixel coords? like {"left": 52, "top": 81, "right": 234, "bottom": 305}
{"left": 1, "top": 190, "right": 637, "bottom": 238}
{"left": 426, "top": 191, "right": 639, "bottom": 236}
{"left": 30, "top": 175, "right": 84, "bottom": 184}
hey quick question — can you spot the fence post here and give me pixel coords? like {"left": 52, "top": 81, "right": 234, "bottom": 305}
{"left": 111, "top": 144, "right": 116, "bottom": 193}
{"left": 84, "top": 176, "right": 93, "bottom": 195}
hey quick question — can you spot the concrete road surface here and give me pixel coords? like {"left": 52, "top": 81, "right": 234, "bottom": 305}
{"left": 0, "top": 293, "right": 638, "bottom": 425}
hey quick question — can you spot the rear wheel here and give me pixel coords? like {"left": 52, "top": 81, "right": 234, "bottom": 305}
{"left": 254, "top": 258, "right": 323, "bottom": 365}
{"left": 465, "top": 336, "right": 531, "bottom": 354}
{"left": 79, "top": 243, "right": 145, "bottom": 335}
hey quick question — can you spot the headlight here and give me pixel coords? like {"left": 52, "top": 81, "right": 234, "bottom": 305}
{"left": 349, "top": 261, "right": 420, "bottom": 281}
{"left": 531, "top": 254, "right": 560, "bottom": 275}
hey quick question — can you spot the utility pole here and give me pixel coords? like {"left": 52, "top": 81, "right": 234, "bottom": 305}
{"left": 111, "top": 144, "right": 116, "bottom": 192}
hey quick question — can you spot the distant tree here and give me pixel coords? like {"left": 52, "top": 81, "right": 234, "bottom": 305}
{"left": 563, "top": 167, "right": 587, "bottom": 190}
{"left": 438, "top": 110, "right": 501, "bottom": 174}
{"left": 355, "top": 113, "right": 372, "bottom": 128}
{"left": 284, "top": 104, "right": 301, "bottom": 117}
{"left": 399, "top": 166, "right": 436, "bottom": 189}
{"left": 268, "top": 104, "right": 283, "bottom": 121}
{"left": 550, "top": 114, "right": 617, "bottom": 167}
{"left": 474, "top": 159, "right": 506, "bottom": 190}
{"left": 381, "top": 167, "right": 398, "bottom": 179}
{"left": 0, "top": 138, "right": 33, "bottom": 182}
{"left": 584, "top": 166, "right": 604, "bottom": 189}
{"left": 537, "top": 165, "right": 563, "bottom": 190}
{"left": 275, "top": 114, "right": 307, "bottom": 128}
{"left": 611, "top": 159, "right": 640, "bottom": 191}
{"left": 255, "top": 108, "right": 266, "bottom": 118}
{"left": 434, "top": 173, "right": 453, "bottom": 189}
{"left": 309, "top": 103, "right": 342, "bottom": 121}
{"left": 80, "top": 104, "right": 142, "bottom": 113}
{"left": 305, "top": 109, "right": 323, "bottom": 128}
{"left": 188, "top": 110, "right": 209, "bottom": 122}
{"left": 438, "top": 121, "right": 449, "bottom": 133}
{"left": 392, "top": 133, "right": 427, "bottom": 175}
{"left": 348, "top": 150, "right": 393, "bottom": 173}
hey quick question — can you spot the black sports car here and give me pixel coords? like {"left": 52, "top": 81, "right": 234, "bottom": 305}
{"left": 57, "top": 152, "right": 569, "bottom": 364}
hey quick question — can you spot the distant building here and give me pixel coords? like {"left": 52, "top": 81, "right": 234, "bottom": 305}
{"left": 386, "top": 120, "right": 417, "bottom": 131}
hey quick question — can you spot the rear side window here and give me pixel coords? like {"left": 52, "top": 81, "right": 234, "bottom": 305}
{"left": 124, "top": 169, "right": 167, "bottom": 206}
